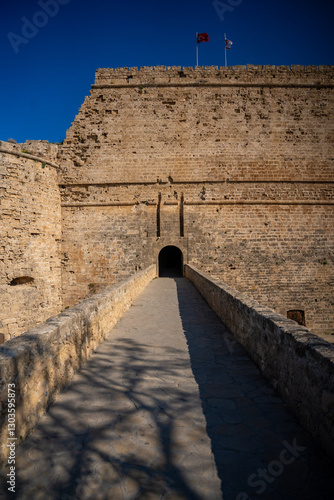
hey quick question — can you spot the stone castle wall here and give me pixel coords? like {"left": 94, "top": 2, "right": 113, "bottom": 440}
{"left": 0, "top": 142, "right": 62, "bottom": 342}
{"left": 0, "top": 65, "right": 333, "bottom": 338}
{"left": 58, "top": 65, "right": 334, "bottom": 334}
{"left": 60, "top": 65, "right": 333, "bottom": 184}
{"left": 185, "top": 264, "right": 334, "bottom": 460}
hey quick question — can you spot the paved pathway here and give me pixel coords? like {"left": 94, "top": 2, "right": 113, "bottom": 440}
{"left": 1, "top": 278, "right": 334, "bottom": 499}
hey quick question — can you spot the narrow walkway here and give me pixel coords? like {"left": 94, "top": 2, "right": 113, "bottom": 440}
{"left": 1, "top": 278, "right": 333, "bottom": 499}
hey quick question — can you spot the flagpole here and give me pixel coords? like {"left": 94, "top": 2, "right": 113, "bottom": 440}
{"left": 224, "top": 33, "right": 227, "bottom": 67}
{"left": 196, "top": 32, "right": 198, "bottom": 66}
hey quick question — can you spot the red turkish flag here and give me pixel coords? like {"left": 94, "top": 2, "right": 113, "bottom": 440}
{"left": 197, "top": 33, "right": 209, "bottom": 43}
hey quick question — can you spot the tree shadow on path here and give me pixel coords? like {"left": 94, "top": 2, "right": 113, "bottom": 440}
{"left": 1, "top": 277, "right": 333, "bottom": 500}
{"left": 1, "top": 281, "right": 221, "bottom": 499}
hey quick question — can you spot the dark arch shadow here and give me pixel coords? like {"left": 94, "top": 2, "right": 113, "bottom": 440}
{"left": 158, "top": 246, "right": 183, "bottom": 277}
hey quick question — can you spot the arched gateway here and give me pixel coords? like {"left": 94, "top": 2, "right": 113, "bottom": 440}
{"left": 158, "top": 246, "right": 183, "bottom": 277}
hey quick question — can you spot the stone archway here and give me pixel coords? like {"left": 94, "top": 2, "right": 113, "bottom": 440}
{"left": 158, "top": 246, "right": 183, "bottom": 277}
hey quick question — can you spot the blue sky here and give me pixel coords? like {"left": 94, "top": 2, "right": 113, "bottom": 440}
{"left": 1, "top": 0, "right": 334, "bottom": 143}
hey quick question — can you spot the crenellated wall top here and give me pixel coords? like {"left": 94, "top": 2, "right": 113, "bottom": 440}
{"left": 94, "top": 65, "right": 334, "bottom": 87}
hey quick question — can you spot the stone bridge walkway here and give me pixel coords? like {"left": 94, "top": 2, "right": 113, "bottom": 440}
{"left": 1, "top": 278, "right": 334, "bottom": 500}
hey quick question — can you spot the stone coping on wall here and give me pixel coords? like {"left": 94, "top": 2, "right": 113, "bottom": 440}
{"left": 94, "top": 65, "right": 334, "bottom": 87}
{"left": 184, "top": 264, "right": 334, "bottom": 460}
{"left": 0, "top": 265, "right": 156, "bottom": 468}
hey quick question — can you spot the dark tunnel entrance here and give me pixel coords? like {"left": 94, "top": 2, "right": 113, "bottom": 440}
{"left": 158, "top": 246, "right": 183, "bottom": 277}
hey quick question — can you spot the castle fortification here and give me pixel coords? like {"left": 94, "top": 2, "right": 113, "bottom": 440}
{"left": 1, "top": 64, "right": 333, "bottom": 340}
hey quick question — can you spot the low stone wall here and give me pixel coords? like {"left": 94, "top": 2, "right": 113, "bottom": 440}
{"left": 185, "top": 264, "right": 334, "bottom": 460}
{"left": 0, "top": 265, "right": 156, "bottom": 467}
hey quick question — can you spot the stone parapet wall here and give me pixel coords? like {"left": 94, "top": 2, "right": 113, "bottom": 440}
{"left": 185, "top": 264, "right": 334, "bottom": 460}
{"left": 0, "top": 140, "right": 60, "bottom": 166}
{"left": 0, "top": 265, "right": 156, "bottom": 467}
{"left": 94, "top": 65, "right": 334, "bottom": 87}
